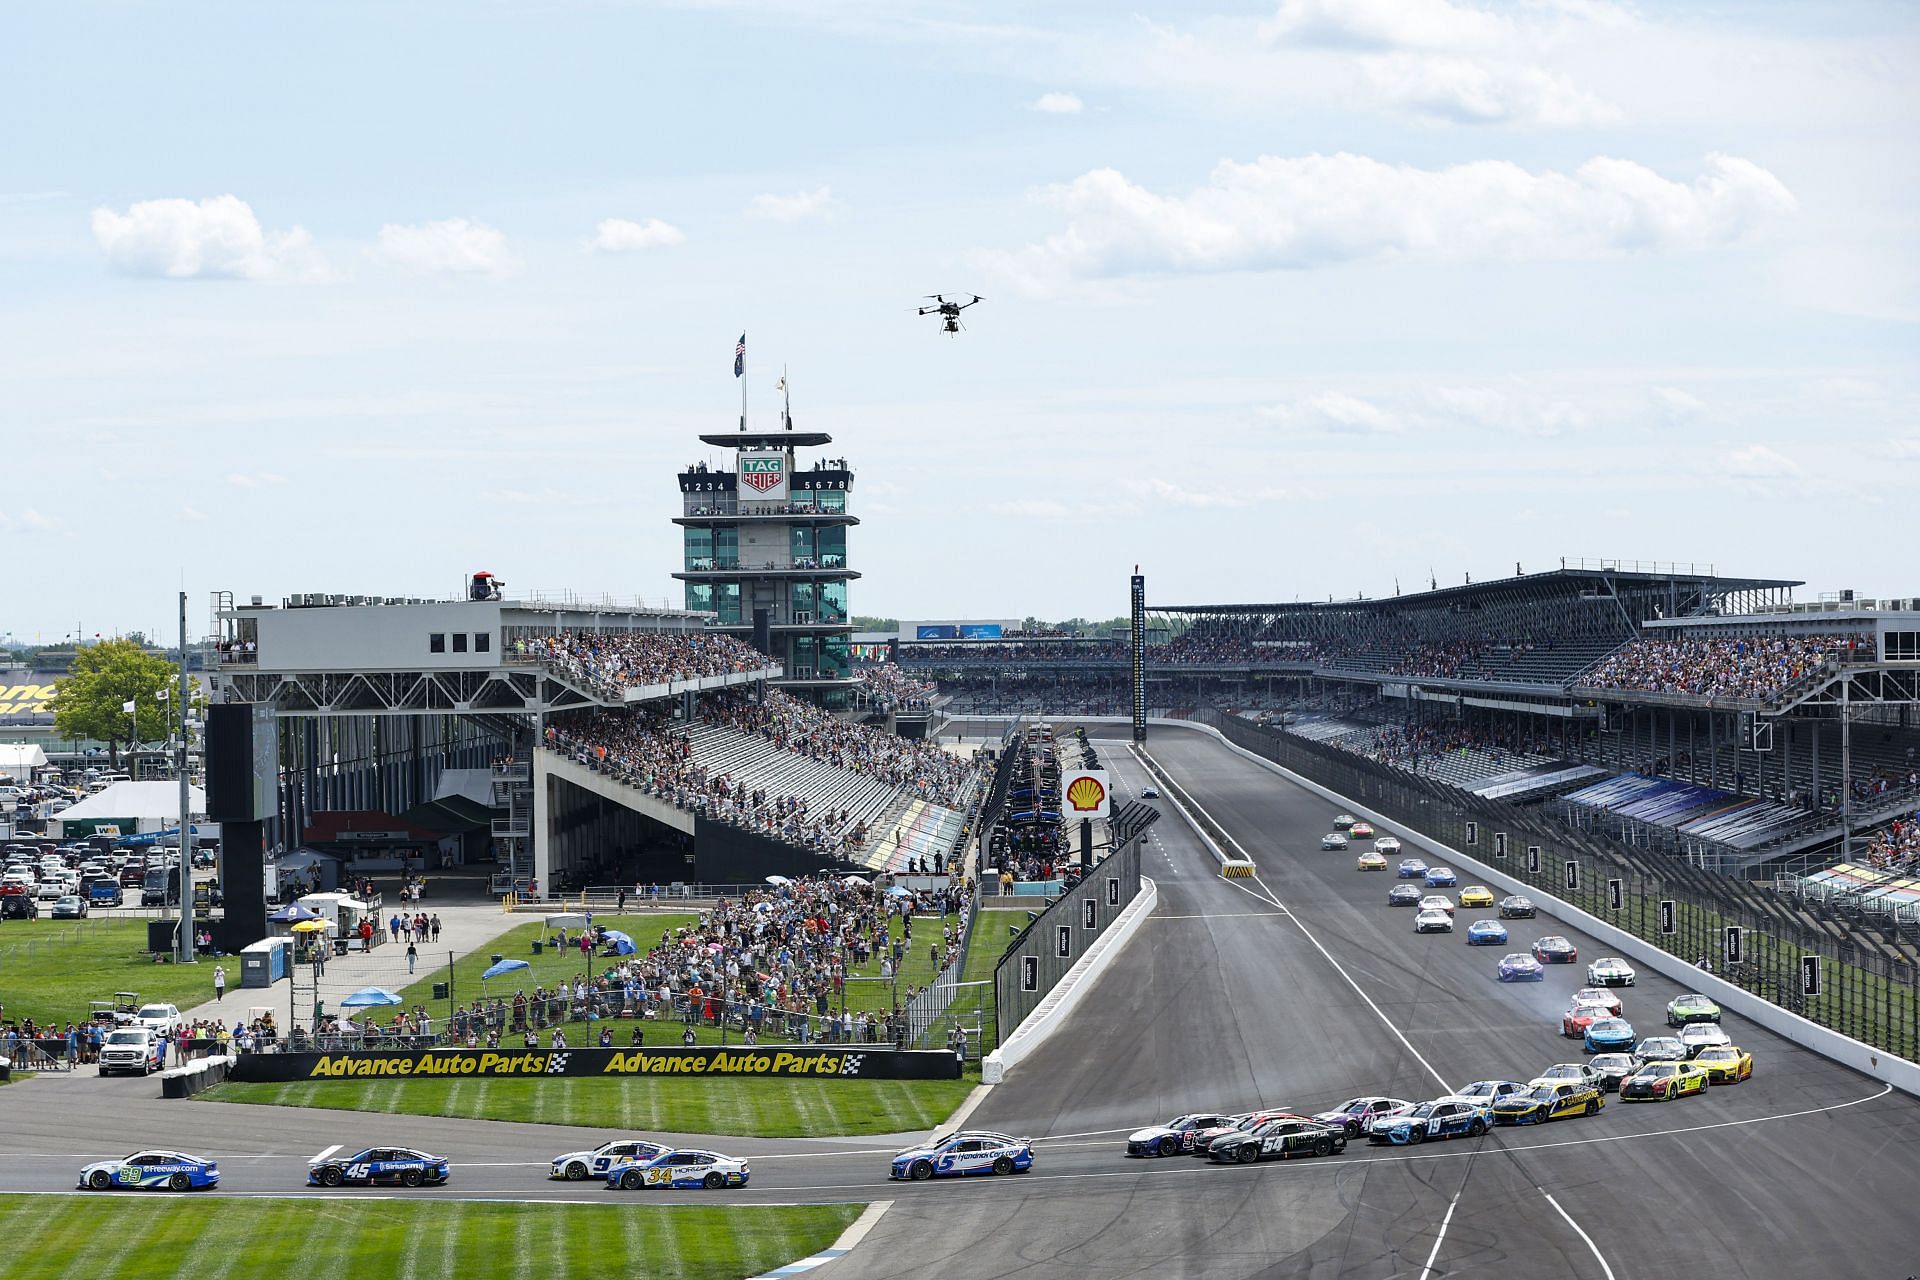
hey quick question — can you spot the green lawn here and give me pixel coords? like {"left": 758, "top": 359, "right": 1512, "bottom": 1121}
{"left": 0, "top": 1195, "right": 860, "bottom": 1280}
{"left": 0, "top": 919, "right": 217, "bottom": 1030}
{"left": 202, "top": 1074, "right": 976, "bottom": 1137}
{"left": 932, "top": 912, "right": 1009, "bottom": 1052}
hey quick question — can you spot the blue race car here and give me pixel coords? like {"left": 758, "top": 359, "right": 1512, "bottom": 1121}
{"left": 79, "top": 1150, "right": 219, "bottom": 1191}
{"left": 1583, "top": 1018, "right": 1637, "bottom": 1054}
{"left": 1366, "top": 1098, "right": 1491, "bottom": 1146}
{"left": 1396, "top": 859, "right": 1429, "bottom": 879}
{"left": 1465, "top": 919, "right": 1508, "bottom": 946}
{"left": 606, "top": 1148, "right": 749, "bottom": 1190}
{"left": 308, "top": 1147, "right": 449, "bottom": 1188}
{"left": 1498, "top": 952, "right": 1544, "bottom": 982}
{"left": 891, "top": 1131, "right": 1033, "bottom": 1181}
{"left": 1423, "top": 866, "right": 1458, "bottom": 887}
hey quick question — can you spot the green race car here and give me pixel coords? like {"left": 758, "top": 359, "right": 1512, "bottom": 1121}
{"left": 1665, "top": 993, "right": 1721, "bottom": 1027}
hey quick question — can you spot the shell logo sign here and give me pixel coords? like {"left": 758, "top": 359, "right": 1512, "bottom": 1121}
{"left": 1061, "top": 769, "right": 1110, "bottom": 820}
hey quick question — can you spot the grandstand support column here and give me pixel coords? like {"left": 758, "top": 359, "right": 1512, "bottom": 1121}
{"left": 1841, "top": 679, "right": 1853, "bottom": 863}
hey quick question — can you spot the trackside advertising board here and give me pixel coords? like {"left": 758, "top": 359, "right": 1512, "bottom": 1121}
{"left": 737, "top": 450, "right": 790, "bottom": 500}
{"left": 1060, "top": 768, "right": 1111, "bottom": 820}
{"left": 228, "top": 1046, "right": 961, "bottom": 1082}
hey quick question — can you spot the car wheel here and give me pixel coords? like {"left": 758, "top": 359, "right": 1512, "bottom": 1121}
{"left": 1312, "top": 1137, "right": 1332, "bottom": 1158}
{"left": 564, "top": 1162, "right": 588, "bottom": 1181}
{"left": 169, "top": 1173, "right": 190, "bottom": 1192}
{"left": 88, "top": 1170, "right": 112, "bottom": 1189}
{"left": 1236, "top": 1145, "right": 1258, "bottom": 1164}
{"left": 401, "top": 1169, "right": 423, "bottom": 1187}
{"left": 1158, "top": 1136, "right": 1178, "bottom": 1157}
{"left": 1405, "top": 1128, "right": 1424, "bottom": 1145}
{"left": 1469, "top": 1119, "right": 1486, "bottom": 1137}
{"left": 704, "top": 1172, "right": 726, "bottom": 1189}
{"left": 1584, "top": 1100, "right": 1599, "bottom": 1116}
{"left": 992, "top": 1156, "right": 1015, "bottom": 1176}
{"left": 621, "top": 1170, "right": 644, "bottom": 1190}
{"left": 909, "top": 1160, "right": 934, "bottom": 1181}
{"left": 319, "top": 1166, "right": 343, "bottom": 1187}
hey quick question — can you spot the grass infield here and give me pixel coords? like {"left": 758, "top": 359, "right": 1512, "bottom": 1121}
{"left": 0, "top": 1195, "right": 860, "bottom": 1280}
{"left": 0, "top": 919, "right": 220, "bottom": 1032}
{"left": 201, "top": 1073, "right": 974, "bottom": 1137}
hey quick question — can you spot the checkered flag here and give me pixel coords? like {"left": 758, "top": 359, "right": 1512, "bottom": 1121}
{"left": 839, "top": 1054, "right": 866, "bottom": 1077}
{"left": 547, "top": 1053, "right": 571, "bottom": 1075}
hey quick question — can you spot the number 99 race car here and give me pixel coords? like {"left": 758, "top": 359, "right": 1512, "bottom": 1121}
{"left": 308, "top": 1147, "right": 449, "bottom": 1188}
{"left": 79, "top": 1151, "right": 219, "bottom": 1191}
{"left": 606, "top": 1148, "right": 750, "bottom": 1190}
{"left": 891, "top": 1131, "right": 1033, "bottom": 1181}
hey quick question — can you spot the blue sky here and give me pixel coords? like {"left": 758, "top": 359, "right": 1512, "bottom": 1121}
{"left": 4, "top": 0, "right": 1916, "bottom": 642}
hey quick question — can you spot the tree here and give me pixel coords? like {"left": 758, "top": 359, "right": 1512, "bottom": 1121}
{"left": 48, "top": 639, "right": 180, "bottom": 767}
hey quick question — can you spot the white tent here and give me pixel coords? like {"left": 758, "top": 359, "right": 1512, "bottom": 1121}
{"left": 432, "top": 767, "right": 496, "bottom": 808}
{"left": 0, "top": 743, "right": 48, "bottom": 776}
{"left": 53, "top": 781, "right": 207, "bottom": 836}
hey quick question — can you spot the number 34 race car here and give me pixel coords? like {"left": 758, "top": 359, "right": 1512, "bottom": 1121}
{"left": 606, "top": 1148, "right": 750, "bottom": 1190}
{"left": 79, "top": 1151, "right": 219, "bottom": 1191}
{"left": 891, "top": 1131, "right": 1034, "bottom": 1180}
{"left": 308, "top": 1147, "right": 449, "bottom": 1188}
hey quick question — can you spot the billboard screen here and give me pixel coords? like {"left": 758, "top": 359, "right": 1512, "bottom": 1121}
{"left": 902, "top": 620, "right": 1020, "bottom": 641}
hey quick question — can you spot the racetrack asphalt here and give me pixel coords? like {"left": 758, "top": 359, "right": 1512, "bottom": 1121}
{"left": 4, "top": 725, "right": 1918, "bottom": 1277}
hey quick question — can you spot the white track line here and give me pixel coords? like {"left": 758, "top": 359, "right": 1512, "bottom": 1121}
{"left": 308, "top": 1144, "right": 339, "bottom": 1163}
{"left": 1417, "top": 1191, "right": 1461, "bottom": 1280}
{"left": 1541, "top": 1189, "right": 1617, "bottom": 1280}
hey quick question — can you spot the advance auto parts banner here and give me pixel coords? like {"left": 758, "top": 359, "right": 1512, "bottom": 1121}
{"left": 228, "top": 1046, "right": 960, "bottom": 1083}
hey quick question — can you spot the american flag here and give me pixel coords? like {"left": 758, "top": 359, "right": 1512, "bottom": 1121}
{"left": 734, "top": 333, "right": 745, "bottom": 378}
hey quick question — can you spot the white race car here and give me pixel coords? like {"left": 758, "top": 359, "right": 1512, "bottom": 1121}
{"left": 606, "top": 1148, "right": 750, "bottom": 1190}
{"left": 1586, "top": 956, "right": 1636, "bottom": 987}
{"left": 551, "top": 1138, "right": 668, "bottom": 1181}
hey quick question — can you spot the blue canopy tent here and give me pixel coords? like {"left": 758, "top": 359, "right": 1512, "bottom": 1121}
{"left": 600, "top": 930, "right": 636, "bottom": 956}
{"left": 339, "top": 987, "right": 404, "bottom": 1008}
{"left": 481, "top": 957, "right": 531, "bottom": 991}
{"left": 269, "top": 902, "right": 323, "bottom": 923}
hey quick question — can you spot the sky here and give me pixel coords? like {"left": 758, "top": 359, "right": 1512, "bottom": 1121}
{"left": 4, "top": 0, "right": 1916, "bottom": 643}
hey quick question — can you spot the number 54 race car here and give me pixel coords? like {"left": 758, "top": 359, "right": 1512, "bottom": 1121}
{"left": 606, "top": 1148, "right": 750, "bottom": 1190}
{"left": 891, "top": 1131, "right": 1033, "bottom": 1180}
{"left": 308, "top": 1147, "right": 449, "bottom": 1187}
{"left": 1206, "top": 1117, "right": 1346, "bottom": 1163}
{"left": 79, "top": 1151, "right": 219, "bottom": 1191}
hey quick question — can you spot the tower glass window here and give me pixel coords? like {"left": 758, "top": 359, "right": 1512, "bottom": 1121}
{"left": 684, "top": 527, "right": 714, "bottom": 571}
{"left": 819, "top": 581, "right": 848, "bottom": 623}
{"left": 818, "top": 526, "right": 847, "bottom": 569}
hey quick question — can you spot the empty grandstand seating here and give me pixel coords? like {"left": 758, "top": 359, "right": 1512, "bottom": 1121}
{"left": 1559, "top": 773, "right": 1822, "bottom": 852}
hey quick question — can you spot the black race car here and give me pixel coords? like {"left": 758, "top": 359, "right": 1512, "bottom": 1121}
{"left": 1498, "top": 895, "right": 1536, "bottom": 919}
{"left": 1388, "top": 884, "right": 1423, "bottom": 907}
{"left": 308, "top": 1147, "right": 449, "bottom": 1188}
{"left": 1206, "top": 1117, "right": 1346, "bottom": 1164}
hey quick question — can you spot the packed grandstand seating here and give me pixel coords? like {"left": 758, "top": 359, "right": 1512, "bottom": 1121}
{"left": 515, "top": 629, "right": 769, "bottom": 700}
{"left": 1864, "top": 815, "right": 1920, "bottom": 872}
{"left": 1574, "top": 634, "right": 1868, "bottom": 702}
{"left": 857, "top": 663, "right": 937, "bottom": 711}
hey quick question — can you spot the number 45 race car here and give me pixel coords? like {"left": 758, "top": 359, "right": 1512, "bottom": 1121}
{"left": 308, "top": 1147, "right": 449, "bottom": 1188}
{"left": 79, "top": 1151, "right": 219, "bottom": 1191}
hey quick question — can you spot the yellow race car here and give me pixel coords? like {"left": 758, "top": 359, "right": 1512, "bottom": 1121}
{"left": 1490, "top": 1081, "right": 1605, "bottom": 1126}
{"left": 1692, "top": 1045, "right": 1753, "bottom": 1084}
{"left": 1356, "top": 850, "right": 1388, "bottom": 871}
{"left": 1457, "top": 886, "right": 1495, "bottom": 908}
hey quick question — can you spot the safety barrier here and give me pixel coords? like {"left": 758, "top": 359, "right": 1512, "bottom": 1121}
{"left": 1221, "top": 859, "right": 1257, "bottom": 878}
{"left": 159, "top": 1054, "right": 235, "bottom": 1099}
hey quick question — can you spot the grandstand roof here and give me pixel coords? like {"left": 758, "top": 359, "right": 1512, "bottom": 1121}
{"left": 698, "top": 429, "right": 833, "bottom": 447}
{"left": 1154, "top": 566, "right": 1800, "bottom": 615}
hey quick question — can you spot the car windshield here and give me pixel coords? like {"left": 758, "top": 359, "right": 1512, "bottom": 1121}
{"left": 1697, "top": 1049, "right": 1730, "bottom": 1060}
{"left": 1409, "top": 1103, "right": 1438, "bottom": 1118}
{"left": 106, "top": 1031, "right": 146, "bottom": 1044}
{"left": 1640, "top": 1064, "right": 1676, "bottom": 1077}
{"left": 137, "top": 1006, "right": 170, "bottom": 1019}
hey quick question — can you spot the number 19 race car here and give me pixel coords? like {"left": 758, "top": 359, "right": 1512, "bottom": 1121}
{"left": 891, "top": 1131, "right": 1033, "bottom": 1181}
{"left": 1127, "top": 1113, "right": 1235, "bottom": 1157}
{"left": 308, "top": 1147, "right": 449, "bottom": 1187}
{"left": 606, "top": 1148, "right": 750, "bottom": 1190}
{"left": 1366, "top": 1098, "right": 1490, "bottom": 1146}
{"left": 79, "top": 1151, "right": 219, "bottom": 1191}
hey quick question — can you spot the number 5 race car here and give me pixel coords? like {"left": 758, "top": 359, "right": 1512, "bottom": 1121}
{"left": 606, "top": 1148, "right": 750, "bottom": 1190}
{"left": 308, "top": 1147, "right": 450, "bottom": 1188}
{"left": 891, "top": 1131, "right": 1033, "bottom": 1181}
{"left": 1127, "top": 1113, "right": 1235, "bottom": 1157}
{"left": 79, "top": 1151, "right": 219, "bottom": 1191}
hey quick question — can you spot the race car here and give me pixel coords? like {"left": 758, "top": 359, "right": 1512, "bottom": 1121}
{"left": 1534, "top": 1063, "right": 1603, "bottom": 1090}
{"left": 1532, "top": 935, "right": 1579, "bottom": 964}
{"left": 1693, "top": 1045, "right": 1753, "bottom": 1084}
{"left": 1560, "top": 1000, "right": 1615, "bottom": 1038}
{"left": 1140, "top": 786, "right": 1159, "bottom": 799}
{"left": 1423, "top": 866, "right": 1457, "bottom": 888}
{"left": 1356, "top": 850, "right": 1388, "bottom": 871}
{"left": 1333, "top": 814, "right": 1357, "bottom": 830}
{"left": 1127, "top": 1113, "right": 1235, "bottom": 1157}
{"left": 1373, "top": 836, "right": 1402, "bottom": 855}
{"left": 1678, "top": 1022, "right": 1733, "bottom": 1054}
{"left": 1457, "top": 885, "right": 1495, "bottom": 908}
{"left": 1366, "top": 1098, "right": 1491, "bottom": 1146}
{"left": 891, "top": 1131, "right": 1033, "bottom": 1180}
{"left": 1572, "top": 987, "right": 1623, "bottom": 1017}
{"left": 1498, "top": 952, "right": 1544, "bottom": 982}
{"left": 1620, "top": 1061, "right": 1709, "bottom": 1102}
{"left": 1454, "top": 1079, "right": 1528, "bottom": 1106}
{"left": 551, "top": 1139, "right": 667, "bottom": 1181}
{"left": 1417, "top": 894, "right": 1456, "bottom": 916}
{"left": 1492, "top": 1080, "right": 1605, "bottom": 1125}
{"left": 1587, "top": 1053, "right": 1639, "bottom": 1092}
{"left": 1349, "top": 821, "right": 1375, "bottom": 839}
{"left": 1414, "top": 908, "right": 1453, "bottom": 934}
{"left": 1633, "top": 1036, "right": 1688, "bottom": 1063}
{"left": 1312, "top": 1097, "right": 1414, "bottom": 1138}
{"left": 1388, "top": 884, "right": 1423, "bottom": 907}
{"left": 1666, "top": 993, "right": 1721, "bottom": 1027}
{"left": 1188, "top": 1111, "right": 1302, "bottom": 1156}
{"left": 79, "top": 1151, "right": 219, "bottom": 1192}
{"left": 1206, "top": 1117, "right": 1346, "bottom": 1164}
{"left": 1583, "top": 1018, "right": 1637, "bottom": 1054}
{"left": 1464, "top": 919, "right": 1508, "bottom": 946}
{"left": 1586, "top": 956, "right": 1636, "bottom": 987}
{"left": 1499, "top": 895, "right": 1537, "bottom": 919}
{"left": 1321, "top": 832, "right": 1350, "bottom": 851}
{"left": 606, "top": 1148, "right": 749, "bottom": 1190}
{"left": 308, "top": 1147, "right": 449, "bottom": 1187}
{"left": 1396, "top": 859, "right": 1429, "bottom": 879}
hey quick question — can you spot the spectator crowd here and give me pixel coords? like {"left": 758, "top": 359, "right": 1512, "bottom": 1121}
{"left": 515, "top": 629, "right": 770, "bottom": 700}
{"left": 1577, "top": 634, "right": 1867, "bottom": 701}
{"left": 858, "top": 663, "right": 937, "bottom": 712}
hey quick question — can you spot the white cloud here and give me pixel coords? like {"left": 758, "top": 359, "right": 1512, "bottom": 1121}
{"left": 589, "top": 217, "right": 686, "bottom": 252}
{"left": 1429, "top": 385, "right": 1588, "bottom": 436}
{"left": 1264, "top": 391, "right": 1403, "bottom": 435}
{"left": 747, "top": 187, "right": 835, "bottom": 221}
{"left": 1723, "top": 443, "right": 1801, "bottom": 480}
{"left": 91, "top": 195, "right": 324, "bottom": 281}
{"left": 1033, "top": 92, "right": 1084, "bottom": 114}
{"left": 0, "top": 508, "right": 54, "bottom": 533}
{"left": 983, "top": 152, "right": 1796, "bottom": 291}
{"left": 1651, "top": 386, "right": 1705, "bottom": 421}
{"left": 1120, "top": 477, "right": 1261, "bottom": 508}
{"left": 179, "top": 505, "right": 208, "bottom": 522}
{"left": 225, "top": 472, "right": 287, "bottom": 489}
{"left": 370, "top": 218, "right": 517, "bottom": 276}
{"left": 1260, "top": 0, "right": 1509, "bottom": 52}
{"left": 1889, "top": 438, "right": 1920, "bottom": 459}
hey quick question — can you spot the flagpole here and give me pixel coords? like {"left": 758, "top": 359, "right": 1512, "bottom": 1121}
{"left": 740, "top": 333, "right": 748, "bottom": 431}
{"left": 782, "top": 365, "right": 791, "bottom": 430}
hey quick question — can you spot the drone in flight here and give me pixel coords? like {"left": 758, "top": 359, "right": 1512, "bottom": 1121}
{"left": 918, "top": 294, "right": 982, "bottom": 335}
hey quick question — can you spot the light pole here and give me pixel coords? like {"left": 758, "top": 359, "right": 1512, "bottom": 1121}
{"left": 175, "top": 592, "right": 193, "bottom": 966}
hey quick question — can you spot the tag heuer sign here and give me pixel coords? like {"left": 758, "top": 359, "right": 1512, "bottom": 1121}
{"left": 738, "top": 451, "right": 788, "bottom": 497}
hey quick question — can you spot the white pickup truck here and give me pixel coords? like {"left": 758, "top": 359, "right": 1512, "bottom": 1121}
{"left": 99, "top": 1028, "right": 163, "bottom": 1076}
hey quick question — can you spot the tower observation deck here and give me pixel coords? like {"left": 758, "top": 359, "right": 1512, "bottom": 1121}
{"left": 676, "top": 424, "right": 859, "bottom": 707}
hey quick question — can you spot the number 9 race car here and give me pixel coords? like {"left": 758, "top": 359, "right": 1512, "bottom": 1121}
{"left": 1127, "top": 1113, "right": 1234, "bottom": 1157}
{"left": 79, "top": 1151, "right": 219, "bottom": 1191}
{"left": 606, "top": 1148, "right": 750, "bottom": 1190}
{"left": 891, "top": 1131, "right": 1033, "bottom": 1181}
{"left": 308, "top": 1147, "right": 449, "bottom": 1188}
{"left": 551, "top": 1139, "right": 667, "bottom": 1181}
